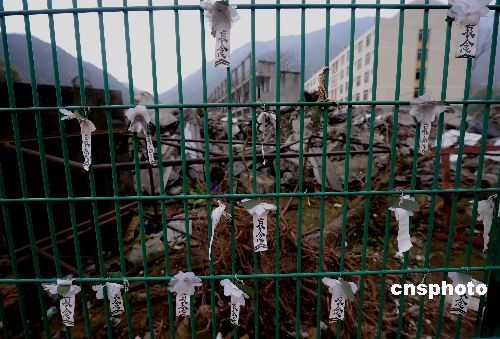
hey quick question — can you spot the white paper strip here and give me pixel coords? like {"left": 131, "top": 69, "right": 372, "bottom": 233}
{"left": 175, "top": 293, "right": 190, "bottom": 316}
{"left": 456, "top": 23, "right": 478, "bottom": 58}
{"left": 389, "top": 196, "right": 415, "bottom": 255}
{"left": 329, "top": 295, "right": 347, "bottom": 322}
{"left": 209, "top": 201, "right": 231, "bottom": 260}
{"left": 215, "top": 29, "right": 230, "bottom": 68}
{"left": 109, "top": 290, "right": 125, "bottom": 316}
{"left": 145, "top": 132, "right": 158, "bottom": 166}
{"left": 419, "top": 122, "right": 431, "bottom": 154}
{"left": 221, "top": 279, "right": 249, "bottom": 326}
{"left": 60, "top": 295, "right": 76, "bottom": 326}
{"left": 475, "top": 198, "right": 499, "bottom": 252}
{"left": 81, "top": 131, "right": 92, "bottom": 171}
{"left": 450, "top": 293, "right": 470, "bottom": 315}
{"left": 92, "top": 283, "right": 124, "bottom": 316}
{"left": 448, "top": 272, "right": 485, "bottom": 316}
{"left": 253, "top": 214, "right": 269, "bottom": 252}
{"left": 42, "top": 279, "right": 81, "bottom": 327}
{"left": 230, "top": 296, "right": 242, "bottom": 325}
{"left": 322, "top": 278, "right": 358, "bottom": 323}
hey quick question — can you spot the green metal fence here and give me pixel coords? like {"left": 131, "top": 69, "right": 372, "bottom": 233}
{"left": 0, "top": 0, "right": 500, "bottom": 338}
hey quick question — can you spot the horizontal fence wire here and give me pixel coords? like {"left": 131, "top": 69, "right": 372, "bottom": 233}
{"left": 0, "top": 0, "right": 499, "bottom": 338}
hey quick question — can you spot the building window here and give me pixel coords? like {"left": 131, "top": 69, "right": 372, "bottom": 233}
{"left": 355, "top": 93, "right": 360, "bottom": 101}
{"left": 345, "top": 82, "right": 349, "bottom": 91}
{"left": 366, "top": 34, "right": 371, "bottom": 47}
{"left": 417, "top": 48, "right": 422, "bottom": 60}
{"left": 356, "top": 76, "right": 361, "bottom": 87}
{"left": 341, "top": 55, "right": 345, "bottom": 65}
{"left": 364, "top": 71, "right": 370, "bottom": 83}
{"left": 340, "top": 69, "right": 344, "bottom": 79}
{"left": 358, "top": 41, "right": 363, "bottom": 52}
{"left": 363, "top": 89, "right": 369, "bottom": 100}
{"left": 414, "top": 87, "right": 419, "bottom": 98}
{"left": 416, "top": 69, "right": 420, "bottom": 80}
{"left": 340, "top": 84, "right": 343, "bottom": 94}
{"left": 365, "top": 53, "right": 371, "bottom": 65}
{"left": 332, "top": 61, "right": 338, "bottom": 73}
{"left": 357, "top": 58, "right": 362, "bottom": 70}
{"left": 259, "top": 76, "right": 271, "bottom": 92}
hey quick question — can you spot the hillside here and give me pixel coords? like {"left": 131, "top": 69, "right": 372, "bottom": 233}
{"left": 0, "top": 33, "right": 130, "bottom": 103}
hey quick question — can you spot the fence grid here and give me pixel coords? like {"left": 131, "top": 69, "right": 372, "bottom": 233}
{"left": 0, "top": 0, "right": 499, "bottom": 338}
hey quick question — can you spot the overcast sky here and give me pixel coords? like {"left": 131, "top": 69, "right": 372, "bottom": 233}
{"left": 3, "top": 0, "right": 444, "bottom": 93}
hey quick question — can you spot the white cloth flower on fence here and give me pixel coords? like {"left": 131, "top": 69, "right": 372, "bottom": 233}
{"left": 242, "top": 199, "right": 277, "bottom": 252}
{"left": 448, "top": 0, "right": 491, "bottom": 25}
{"left": 201, "top": 0, "right": 240, "bottom": 67}
{"left": 42, "top": 279, "right": 81, "bottom": 326}
{"left": 60, "top": 108, "right": 96, "bottom": 171}
{"left": 448, "top": 0, "right": 492, "bottom": 58}
{"left": 168, "top": 271, "right": 202, "bottom": 316}
{"left": 92, "top": 282, "right": 125, "bottom": 316}
{"left": 409, "top": 95, "right": 446, "bottom": 154}
{"left": 126, "top": 105, "right": 158, "bottom": 166}
{"left": 322, "top": 278, "right": 358, "bottom": 322}
{"left": 220, "top": 279, "right": 249, "bottom": 325}
{"left": 209, "top": 200, "right": 231, "bottom": 260}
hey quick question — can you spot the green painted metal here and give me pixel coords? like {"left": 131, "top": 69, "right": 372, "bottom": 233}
{"left": 0, "top": 1, "right": 499, "bottom": 338}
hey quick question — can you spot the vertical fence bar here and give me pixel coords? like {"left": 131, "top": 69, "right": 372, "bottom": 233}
{"left": 396, "top": 2, "right": 429, "bottom": 336}
{"left": 475, "top": 10, "right": 500, "bottom": 331}
{"left": 274, "top": 2, "right": 282, "bottom": 338}
{"left": 295, "top": 1, "right": 306, "bottom": 337}
{"left": 103, "top": 0, "right": 136, "bottom": 335}
{"left": 414, "top": 16, "right": 452, "bottom": 339}
{"left": 457, "top": 1, "right": 499, "bottom": 335}
{"left": 0, "top": 164, "right": 29, "bottom": 339}
{"left": 146, "top": 1, "right": 175, "bottom": 338}
{"left": 198, "top": 4, "right": 217, "bottom": 339}
{"left": 250, "top": 1, "right": 260, "bottom": 337}
{"left": 172, "top": 1, "right": 196, "bottom": 337}
{"left": 337, "top": 0, "right": 356, "bottom": 335}
{"left": 0, "top": 1, "right": 51, "bottom": 336}
{"left": 314, "top": 1, "right": 330, "bottom": 337}
{"left": 375, "top": 2, "right": 405, "bottom": 337}
{"left": 93, "top": 4, "right": 122, "bottom": 337}
{"left": 434, "top": 59, "right": 473, "bottom": 339}
{"left": 355, "top": 1, "right": 380, "bottom": 337}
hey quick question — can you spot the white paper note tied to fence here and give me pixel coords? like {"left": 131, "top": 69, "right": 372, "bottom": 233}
{"left": 92, "top": 282, "right": 125, "bottom": 316}
{"left": 42, "top": 279, "right": 81, "bottom": 327}
{"left": 322, "top": 278, "right": 358, "bottom": 322}
{"left": 241, "top": 199, "right": 277, "bottom": 252}
{"left": 168, "top": 271, "right": 202, "bottom": 317}
{"left": 447, "top": 0, "right": 491, "bottom": 58}
{"left": 220, "top": 279, "right": 249, "bottom": 326}
{"left": 388, "top": 194, "right": 420, "bottom": 256}
{"left": 59, "top": 108, "right": 96, "bottom": 171}
{"left": 126, "top": 104, "right": 158, "bottom": 166}
{"left": 409, "top": 95, "right": 446, "bottom": 154}
{"left": 201, "top": 0, "right": 240, "bottom": 68}
{"left": 448, "top": 272, "right": 486, "bottom": 316}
